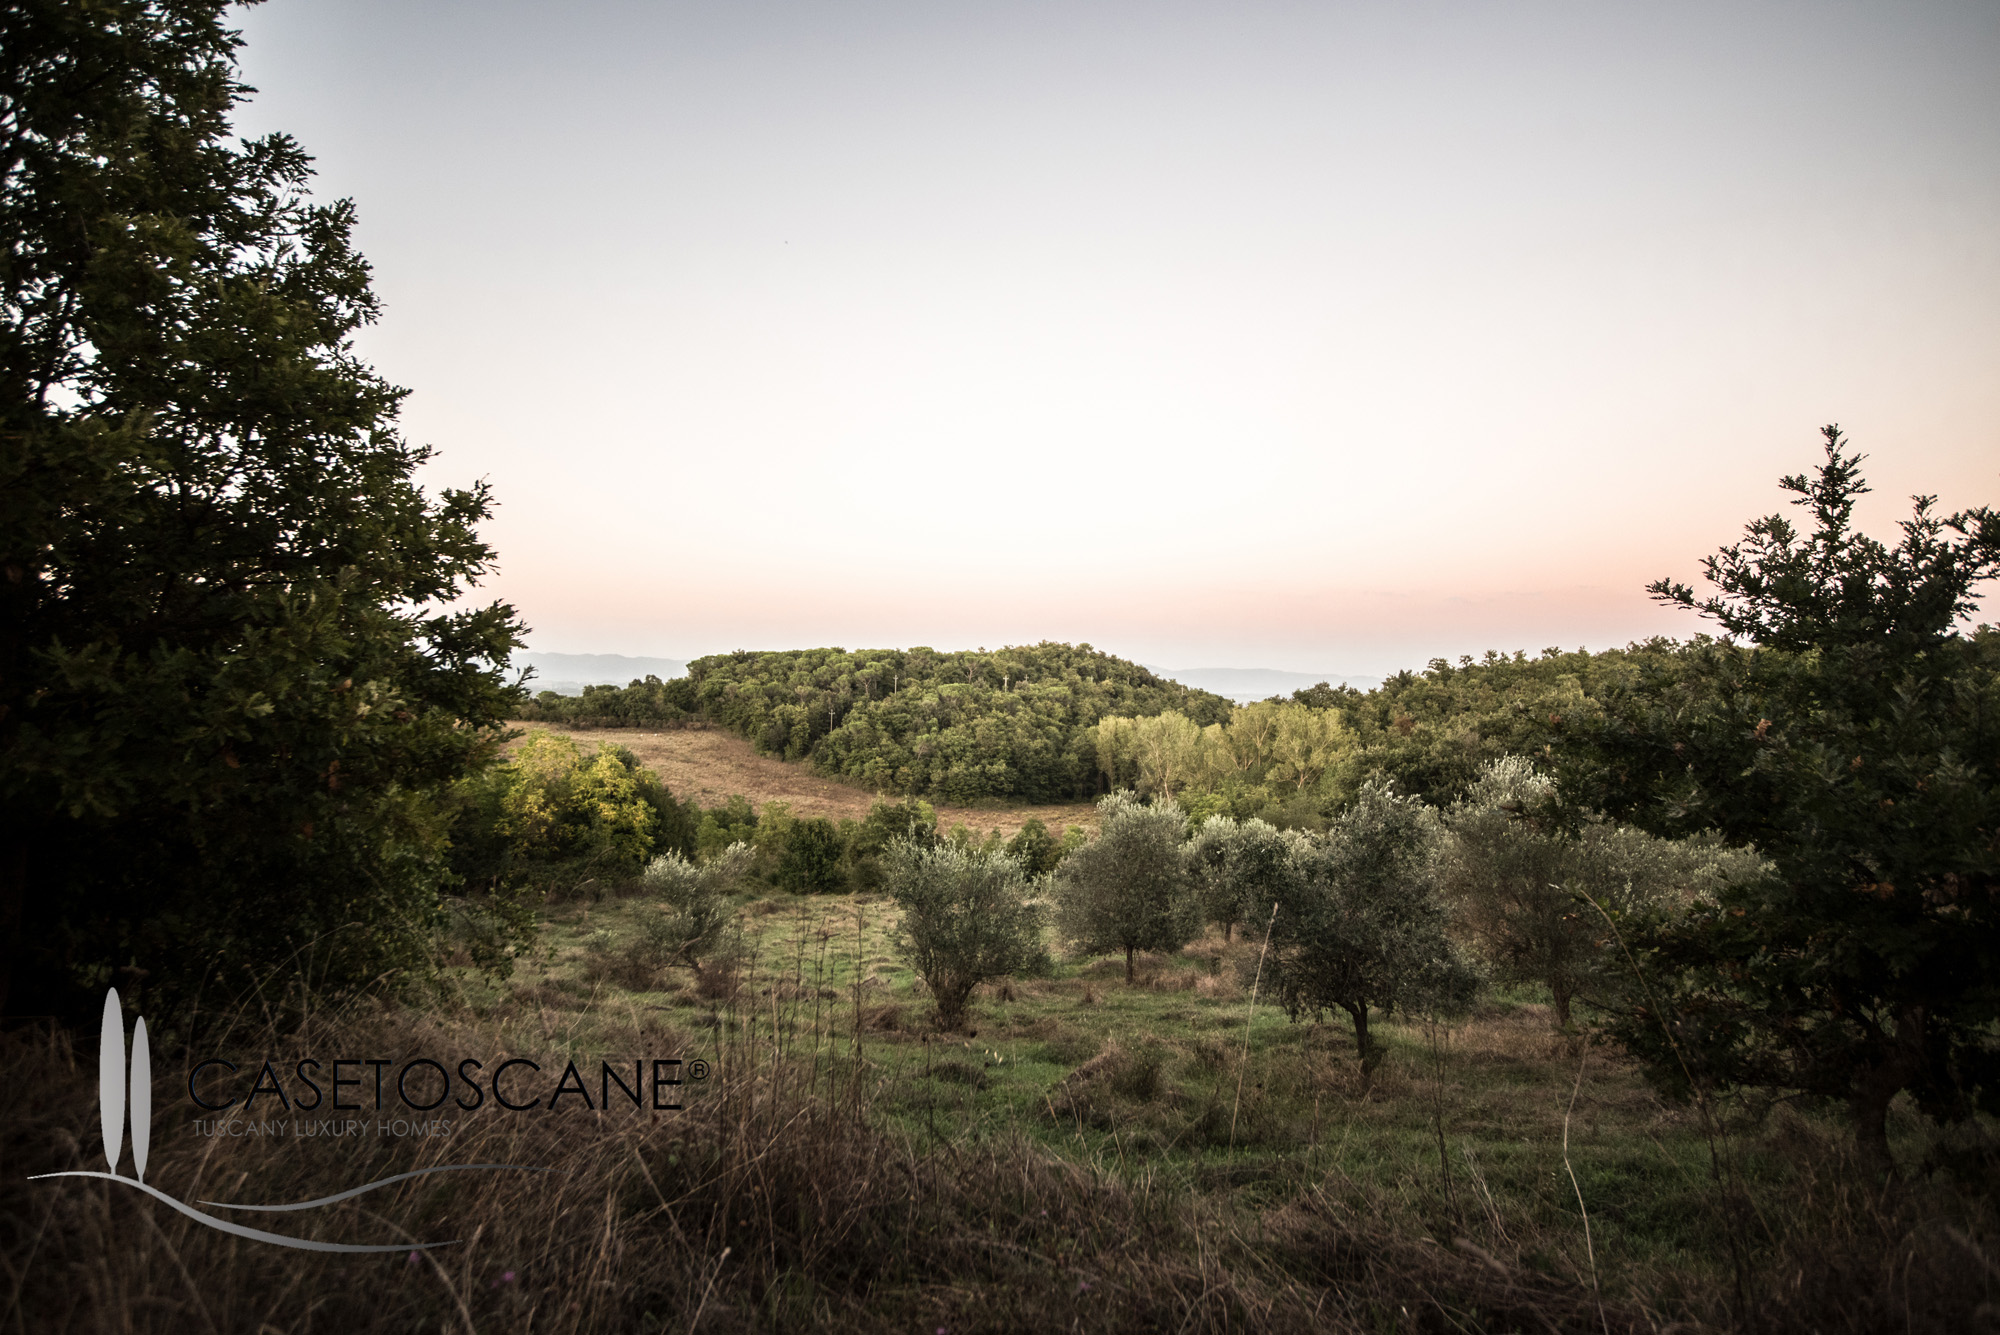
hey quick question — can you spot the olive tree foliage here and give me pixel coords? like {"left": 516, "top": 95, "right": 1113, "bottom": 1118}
{"left": 640, "top": 841, "right": 753, "bottom": 974}
{"left": 1054, "top": 791, "right": 1200, "bottom": 981}
{"left": 1185, "top": 815, "right": 1297, "bottom": 943}
{"left": 885, "top": 841, "right": 1045, "bottom": 1030}
{"left": 1259, "top": 781, "right": 1479, "bottom": 1073}
{"left": 0, "top": 2, "right": 526, "bottom": 1021}
{"left": 1441, "top": 756, "right": 1766, "bottom": 1028}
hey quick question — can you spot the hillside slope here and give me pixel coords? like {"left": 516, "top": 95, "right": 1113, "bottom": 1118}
{"left": 510, "top": 724, "right": 1097, "bottom": 840}
{"left": 688, "top": 643, "right": 1233, "bottom": 803}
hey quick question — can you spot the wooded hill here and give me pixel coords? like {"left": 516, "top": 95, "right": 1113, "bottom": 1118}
{"left": 519, "top": 643, "right": 1234, "bottom": 802}
{"left": 513, "top": 639, "right": 1689, "bottom": 810}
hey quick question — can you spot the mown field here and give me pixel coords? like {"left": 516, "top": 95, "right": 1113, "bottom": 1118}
{"left": 507, "top": 723, "right": 1099, "bottom": 842}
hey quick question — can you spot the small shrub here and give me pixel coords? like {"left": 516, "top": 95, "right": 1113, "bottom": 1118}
{"left": 634, "top": 842, "right": 753, "bottom": 977}
{"left": 885, "top": 840, "right": 1046, "bottom": 1030}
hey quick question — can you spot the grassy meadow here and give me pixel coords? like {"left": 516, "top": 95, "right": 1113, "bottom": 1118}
{"left": 11, "top": 870, "right": 1991, "bottom": 1334}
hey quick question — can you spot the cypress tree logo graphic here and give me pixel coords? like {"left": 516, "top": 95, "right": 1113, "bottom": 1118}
{"left": 28, "top": 989, "right": 543, "bottom": 1253}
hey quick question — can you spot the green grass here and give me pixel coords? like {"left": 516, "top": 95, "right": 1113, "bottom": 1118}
{"left": 485, "top": 884, "right": 1972, "bottom": 1309}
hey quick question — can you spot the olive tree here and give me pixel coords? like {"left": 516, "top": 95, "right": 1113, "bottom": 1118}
{"left": 1443, "top": 756, "right": 1765, "bottom": 1028}
{"left": 640, "top": 841, "right": 754, "bottom": 975}
{"left": 1185, "top": 814, "right": 1296, "bottom": 943}
{"left": 885, "top": 841, "right": 1044, "bottom": 1029}
{"left": 1261, "top": 781, "right": 1478, "bottom": 1073}
{"left": 1053, "top": 791, "right": 1199, "bottom": 981}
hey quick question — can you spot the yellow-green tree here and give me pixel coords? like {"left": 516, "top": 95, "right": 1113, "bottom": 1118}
{"left": 1263, "top": 703, "right": 1356, "bottom": 793}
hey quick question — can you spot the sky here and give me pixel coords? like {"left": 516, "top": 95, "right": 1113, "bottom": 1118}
{"left": 229, "top": 0, "right": 2000, "bottom": 678}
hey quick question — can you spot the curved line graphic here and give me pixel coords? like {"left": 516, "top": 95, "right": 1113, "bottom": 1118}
{"left": 198, "top": 1163, "right": 553, "bottom": 1212}
{"left": 26, "top": 1172, "right": 458, "bottom": 1253}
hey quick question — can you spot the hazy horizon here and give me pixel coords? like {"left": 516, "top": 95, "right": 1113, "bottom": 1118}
{"left": 231, "top": 1, "right": 2000, "bottom": 676}
{"left": 513, "top": 649, "right": 1386, "bottom": 705}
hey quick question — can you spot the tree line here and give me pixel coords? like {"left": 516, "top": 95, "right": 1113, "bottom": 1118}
{"left": 514, "top": 637, "right": 1676, "bottom": 820}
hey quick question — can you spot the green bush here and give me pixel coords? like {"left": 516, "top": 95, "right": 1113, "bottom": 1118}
{"left": 450, "top": 731, "right": 688, "bottom": 902}
{"left": 777, "top": 817, "right": 846, "bottom": 894}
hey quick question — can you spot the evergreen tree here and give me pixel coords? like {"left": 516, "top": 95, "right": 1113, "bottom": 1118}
{"left": 777, "top": 817, "right": 846, "bottom": 894}
{"left": 1576, "top": 427, "right": 2000, "bottom": 1165}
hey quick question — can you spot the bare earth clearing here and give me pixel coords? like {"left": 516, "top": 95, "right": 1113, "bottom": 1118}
{"left": 508, "top": 722, "right": 1099, "bottom": 838}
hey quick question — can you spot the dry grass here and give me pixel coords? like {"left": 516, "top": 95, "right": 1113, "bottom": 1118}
{"left": 1, "top": 993, "right": 1676, "bottom": 1335}
{"left": 10, "top": 898, "right": 1998, "bottom": 1333}
{"left": 506, "top": 723, "right": 1098, "bottom": 841}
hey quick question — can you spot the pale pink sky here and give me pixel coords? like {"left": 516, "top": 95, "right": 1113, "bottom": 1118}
{"left": 233, "top": 1, "right": 2000, "bottom": 676}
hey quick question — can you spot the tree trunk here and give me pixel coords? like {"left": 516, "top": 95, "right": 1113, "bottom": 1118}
{"left": 1551, "top": 980, "right": 1573, "bottom": 1030}
{"left": 1223, "top": 921, "right": 1232, "bottom": 945}
{"left": 1125, "top": 945, "right": 1135, "bottom": 983}
{"left": 1849, "top": 1003, "right": 1926, "bottom": 1174}
{"left": 1346, "top": 1003, "right": 1383, "bottom": 1078}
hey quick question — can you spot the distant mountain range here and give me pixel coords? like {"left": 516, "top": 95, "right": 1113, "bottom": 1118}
{"left": 514, "top": 651, "right": 686, "bottom": 696}
{"left": 1145, "top": 666, "right": 1382, "bottom": 703}
{"left": 513, "top": 651, "right": 1377, "bottom": 702}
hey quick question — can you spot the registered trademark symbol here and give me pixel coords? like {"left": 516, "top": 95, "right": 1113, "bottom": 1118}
{"left": 688, "top": 1060, "right": 709, "bottom": 1081}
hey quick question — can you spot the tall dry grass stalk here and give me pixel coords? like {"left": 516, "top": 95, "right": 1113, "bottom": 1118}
{"left": 1230, "top": 903, "right": 1279, "bottom": 1150}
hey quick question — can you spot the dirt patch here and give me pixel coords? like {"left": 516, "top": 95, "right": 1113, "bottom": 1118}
{"left": 508, "top": 723, "right": 1098, "bottom": 840}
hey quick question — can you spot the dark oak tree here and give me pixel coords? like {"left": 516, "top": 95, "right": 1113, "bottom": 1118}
{"left": 0, "top": 1, "right": 524, "bottom": 1020}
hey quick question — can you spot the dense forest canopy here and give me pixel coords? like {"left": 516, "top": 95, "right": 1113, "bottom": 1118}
{"left": 522, "top": 643, "right": 1236, "bottom": 803}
